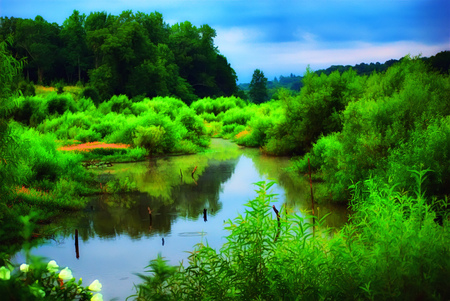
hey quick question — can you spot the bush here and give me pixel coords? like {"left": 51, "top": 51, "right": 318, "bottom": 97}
{"left": 47, "top": 95, "right": 77, "bottom": 116}
{"left": 74, "top": 128, "right": 102, "bottom": 143}
{"left": 80, "top": 87, "right": 101, "bottom": 106}
{"left": 18, "top": 81, "right": 35, "bottom": 97}
{"left": 133, "top": 125, "right": 166, "bottom": 155}
{"left": 387, "top": 116, "right": 450, "bottom": 197}
{"left": 55, "top": 82, "right": 64, "bottom": 94}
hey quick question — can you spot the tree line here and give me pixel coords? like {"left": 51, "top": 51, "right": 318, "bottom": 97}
{"left": 0, "top": 10, "right": 239, "bottom": 104}
{"left": 240, "top": 51, "right": 450, "bottom": 102}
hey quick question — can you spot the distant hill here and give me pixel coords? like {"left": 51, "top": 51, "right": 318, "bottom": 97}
{"left": 238, "top": 51, "right": 450, "bottom": 95}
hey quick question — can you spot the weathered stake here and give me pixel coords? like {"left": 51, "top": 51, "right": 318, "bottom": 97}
{"left": 75, "top": 229, "right": 79, "bottom": 259}
{"left": 272, "top": 205, "right": 281, "bottom": 242}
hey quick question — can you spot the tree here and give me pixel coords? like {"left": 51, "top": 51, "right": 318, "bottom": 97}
{"left": 215, "top": 54, "right": 238, "bottom": 97}
{"left": 0, "top": 37, "right": 25, "bottom": 201}
{"left": 14, "top": 16, "right": 60, "bottom": 84}
{"left": 249, "top": 69, "right": 268, "bottom": 104}
{"left": 60, "top": 10, "right": 88, "bottom": 83}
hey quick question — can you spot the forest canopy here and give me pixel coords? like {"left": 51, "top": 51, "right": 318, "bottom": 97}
{"left": 0, "top": 10, "right": 239, "bottom": 103}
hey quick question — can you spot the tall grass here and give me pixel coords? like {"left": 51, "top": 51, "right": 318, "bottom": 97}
{"left": 131, "top": 177, "right": 450, "bottom": 300}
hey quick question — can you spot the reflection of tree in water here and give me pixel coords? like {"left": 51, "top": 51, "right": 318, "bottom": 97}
{"left": 58, "top": 156, "right": 240, "bottom": 240}
{"left": 241, "top": 148, "right": 349, "bottom": 228}
{"left": 172, "top": 158, "right": 238, "bottom": 218}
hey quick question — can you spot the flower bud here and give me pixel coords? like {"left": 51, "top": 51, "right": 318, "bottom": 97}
{"left": 88, "top": 279, "right": 102, "bottom": 292}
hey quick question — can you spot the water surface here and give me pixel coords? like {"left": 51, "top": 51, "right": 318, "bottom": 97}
{"left": 14, "top": 139, "right": 348, "bottom": 300}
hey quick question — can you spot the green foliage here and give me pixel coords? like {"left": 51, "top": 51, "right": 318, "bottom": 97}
{"left": 290, "top": 57, "right": 450, "bottom": 201}
{"left": 191, "top": 96, "right": 246, "bottom": 116}
{"left": 0, "top": 37, "right": 25, "bottom": 201}
{"left": 133, "top": 125, "right": 166, "bottom": 155}
{"left": 176, "top": 107, "right": 209, "bottom": 148}
{"left": 47, "top": 94, "right": 77, "bottom": 116}
{"left": 131, "top": 180, "right": 450, "bottom": 300}
{"left": 132, "top": 254, "right": 177, "bottom": 301}
{"left": 387, "top": 117, "right": 450, "bottom": 196}
{"left": 0, "top": 36, "right": 24, "bottom": 102}
{"left": 18, "top": 81, "right": 36, "bottom": 97}
{"left": 80, "top": 86, "right": 101, "bottom": 105}
{"left": 55, "top": 82, "right": 64, "bottom": 94}
{"left": 249, "top": 69, "right": 268, "bottom": 104}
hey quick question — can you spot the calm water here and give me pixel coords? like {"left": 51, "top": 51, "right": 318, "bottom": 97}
{"left": 14, "top": 139, "right": 348, "bottom": 301}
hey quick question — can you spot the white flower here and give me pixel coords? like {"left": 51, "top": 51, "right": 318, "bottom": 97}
{"left": 88, "top": 279, "right": 102, "bottom": 292}
{"left": 91, "top": 293, "right": 103, "bottom": 301}
{"left": 0, "top": 266, "right": 10, "bottom": 280}
{"left": 58, "top": 267, "right": 73, "bottom": 280}
{"left": 47, "top": 260, "right": 59, "bottom": 272}
{"left": 20, "top": 263, "right": 30, "bottom": 273}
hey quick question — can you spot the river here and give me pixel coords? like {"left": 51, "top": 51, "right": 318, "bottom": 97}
{"left": 14, "top": 139, "right": 348, "bottom": 301}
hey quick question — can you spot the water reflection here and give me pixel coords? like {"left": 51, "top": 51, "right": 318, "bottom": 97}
{"left": 15, "top": 139, "right": 349, "bottom": 301}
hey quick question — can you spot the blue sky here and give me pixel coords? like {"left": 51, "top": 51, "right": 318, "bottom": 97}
{"left": 1, "top": 0, "right": 449, "bottom": 82}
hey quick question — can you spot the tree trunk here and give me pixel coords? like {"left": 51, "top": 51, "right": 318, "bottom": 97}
{"left": 78, "top": 56, "right": 81, "bottom": 82}
{"left": 37, "top": 67, "right": 44, "bottom": 84}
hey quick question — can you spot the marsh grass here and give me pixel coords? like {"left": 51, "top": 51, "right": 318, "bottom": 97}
{"left": 131, "top": 176, "right": 449, "bottom": 300}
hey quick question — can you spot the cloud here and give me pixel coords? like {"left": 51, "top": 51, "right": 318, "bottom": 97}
{"left": 215, "top": 26, "right": 449, "bottom": 82}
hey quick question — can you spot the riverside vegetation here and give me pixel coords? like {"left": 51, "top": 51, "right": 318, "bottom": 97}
{"left": 1, "top": 17, "right": 450, "bottom": 300}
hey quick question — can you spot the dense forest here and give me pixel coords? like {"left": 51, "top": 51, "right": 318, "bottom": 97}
{"left": 1, "top": 9, "right": 450, "bottom": 300}
{"left": 0, "top": 10, "right": 238, "bottom": 103}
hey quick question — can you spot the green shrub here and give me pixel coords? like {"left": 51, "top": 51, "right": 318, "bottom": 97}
{"left": 47, "top": 95, "right": 77, "bottom": 116}
{"left": 18, "top": 81, "right": 35, "bottom": 97}
{"left": 191, "top": 96, "right": 247, "bottom": 116}
{"left": 80, "top": 87, "right": 101, "bottom": 106}
{"left": 132, "top": 179, "right": 450, "bottom": 300}
{"left": 221, "top": 107, "right": 253, "bottom": 125}
{"left": 133, "top": 125, "right": 166, "bottom": 155}
{"left": 175, "top": 107, "right": 209, "bottom": 148}
{"left": 74, "top": 128, "right": 102, "bottom": 143}
{"left": 55, "top": 82, "right": 64, "bottom": 94}
{"left": 387, "top": 116, "right": 450, "bottom": 197}
{"left": 76, "top": 97, "right": 96, "bottom": 112}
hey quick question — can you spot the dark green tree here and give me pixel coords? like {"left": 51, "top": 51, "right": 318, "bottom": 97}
{"left": 249, "top": 69, "right": 268, "bottom": 104}
{"left": 215, "top": 54, "right": 238, "bottom": 96}
{"left": 14, "top": 16, "right": 60, "bottom": 84}
{"left": 60, "top": 10, "right": 89, "bottom": 83}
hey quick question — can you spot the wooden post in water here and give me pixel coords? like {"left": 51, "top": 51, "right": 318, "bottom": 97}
{"left": 192, "top": 166, "right": 197, "bottom": 177}
{"left": 203, "top": 208, "right": 208, "bottom": 222}
{"left": 75, "top": 229, "right": 79, "bottom": 259}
